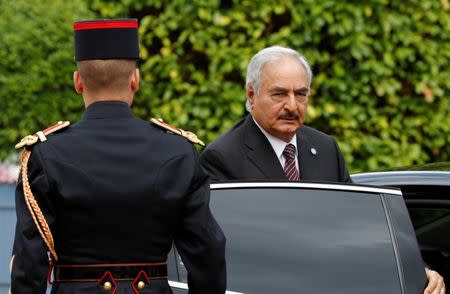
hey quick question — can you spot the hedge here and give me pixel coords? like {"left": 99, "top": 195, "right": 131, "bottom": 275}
{"left": 0, "top": 0, "right": 93, "bottom": 159}
{"left": 1, "top": 0, "right": 449, "bottom": 173}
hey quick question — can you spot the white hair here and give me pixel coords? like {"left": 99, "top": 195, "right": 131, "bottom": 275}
{"left": 245, "top": 46, "right": 313, "bottom": 112}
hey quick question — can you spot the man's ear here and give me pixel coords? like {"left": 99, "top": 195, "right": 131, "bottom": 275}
{"left": 247, "top": 85, "right": 255, "bottom": 105}
{"left": 130, "top": 68, "right": 140, "bottom": 93}
{"left": 73, "top": 71, "right": 83, "bottom": 94}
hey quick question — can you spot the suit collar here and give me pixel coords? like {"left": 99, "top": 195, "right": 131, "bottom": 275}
{"left": 243, "top": 115, "right": 287, "bottom": 180}
{"left": 242, "top": 115, "right": 321, "bottom": 181}
{"left": 252, "top": 117, "right": 298, "bottom": 161}
{"left": 82, "top": 101, "right": 133, "bottom": 120}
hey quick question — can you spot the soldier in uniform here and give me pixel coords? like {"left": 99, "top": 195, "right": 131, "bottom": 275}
{"left": 10, "top": 19, "right": 226, "bottom": 294}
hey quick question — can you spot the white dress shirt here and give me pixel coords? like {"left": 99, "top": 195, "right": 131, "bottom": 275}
{"left": 253, "top": 117, "right": 299, "bottom": 172}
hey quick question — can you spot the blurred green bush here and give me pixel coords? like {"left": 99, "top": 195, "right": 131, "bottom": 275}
{"left": 1, "top": 0, "right": 449, "bottom": 172}
{"left": 0, "top": 0, "right": 93, "bottom": 159}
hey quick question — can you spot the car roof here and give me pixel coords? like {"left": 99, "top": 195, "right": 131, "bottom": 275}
{"left": 392, "top": 162, "right": 450, "bottom": 171}
{"left": 352, "top": 171, "right": 450, "bottom": 187}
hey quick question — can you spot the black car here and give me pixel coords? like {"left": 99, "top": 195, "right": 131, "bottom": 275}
{"left": 167, "top": 181, "right": 429, "bottom": 293}
{"left": 352, "top": 167, "right": 450, "bottom": 288}
{"left": 3, "top": 166, "right": 448, "bottom": 293}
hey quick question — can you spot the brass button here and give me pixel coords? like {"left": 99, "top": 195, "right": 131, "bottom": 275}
{"left": 103, "top": 281, "right": 112, "bottom": 291}
{"left": 138, "top": 281, "right": 146, "bottom": 289}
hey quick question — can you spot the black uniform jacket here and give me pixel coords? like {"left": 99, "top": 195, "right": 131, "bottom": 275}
{"left": 200, "top": 115, "right": 351, "bottom": 183}
{"left": 11, "top": 101, "right": 226, "bottom": 294}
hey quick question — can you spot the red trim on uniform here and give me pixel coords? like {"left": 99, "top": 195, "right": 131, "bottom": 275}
{"left": 154, "top": 120, "right": 180, "bottom": 134}
{"left": 131, "top": 270, "right": 152, "bottom": 294}
{"left": 74, "top": 20, "right": 137, "bottom": 31}
{"left": 42, "top": 123, "right": 62, "bottom": 134}
{"left": 56, "top": 262, "right": 166, "bottom": 268}
{"left": 96, "top": 271, "right": 118, "bottom": 294}
{"left": 47, "top": 259, "right": 54, "bottom": 285}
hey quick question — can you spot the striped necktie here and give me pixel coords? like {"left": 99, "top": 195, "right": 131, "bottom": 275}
{"left": 283, "top": 144, "right": 299, "bottom": 181}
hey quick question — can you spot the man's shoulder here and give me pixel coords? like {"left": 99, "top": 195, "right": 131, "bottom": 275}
{"left": 30, "top": 118, "right": 197, "bottom": 157}
{"left": 299, "top": 124, "right": 334, "bottom": 140}
{"left": 15, "top": 121, "right": 71, "bottom": 150}
{"left": 149, "top": 118, "right": 205, "bottom": 146}
{"left": 204, "top": 117, "right": 248, "bottom": 152}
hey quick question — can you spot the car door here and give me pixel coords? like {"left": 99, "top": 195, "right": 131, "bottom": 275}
{"left": 402, "top": 184, "right": 450, "bottom": 286}
{"left": 169, "top": 182, "right": 427, "bottom": 294}
{"left": 352, "top": 171, "right": 450, "bottom": 285}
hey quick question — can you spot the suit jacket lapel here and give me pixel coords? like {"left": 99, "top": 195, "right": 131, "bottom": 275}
{"left": 243, "top": 116, "right": 287, "bottom": 180}
{"left": 297, "top": 127, "right": 318, "bottom": 181}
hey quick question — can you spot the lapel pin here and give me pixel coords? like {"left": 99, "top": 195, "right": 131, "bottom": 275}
{"left": 311, "top": 148, "right": 317, "bottom": 155}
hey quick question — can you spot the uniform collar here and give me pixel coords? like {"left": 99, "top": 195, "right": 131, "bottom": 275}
{"left": 82, "top": 101, "right": 133, "bottom": 120}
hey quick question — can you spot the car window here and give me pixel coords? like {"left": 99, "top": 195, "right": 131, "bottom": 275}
{"left": 408, "top": 207, "right": 450, "bottom": 285}
{"left": 410, "top": 208, "right": 450, "bottom": 229}
{"left": 351, "top": 171, "right": 450, "bottom": 287}
{"left": 176, "top": 186, "right": 412, "bottom": 294}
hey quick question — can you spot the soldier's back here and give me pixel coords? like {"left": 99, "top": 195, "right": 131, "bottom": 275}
{"left": 39, "top": 101, "right": 198, "bottom": 264}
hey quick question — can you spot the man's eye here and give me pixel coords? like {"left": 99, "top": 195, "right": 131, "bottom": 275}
{"left": 295, "top": 94, "right": 308, "bottom": 102}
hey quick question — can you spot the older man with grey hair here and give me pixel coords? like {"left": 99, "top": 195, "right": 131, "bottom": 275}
{"left": 200, "top": 45, "right": 445, "bottom": 294}
{"left": 200, "top": 45, "right": 350, "bottom": 182}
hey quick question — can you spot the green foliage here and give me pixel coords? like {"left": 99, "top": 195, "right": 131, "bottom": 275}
{"left": 87, "top": 0, "right": 450, "bottom": 172}
{"left": 2, "top": 0, "right": 449, "bottom": 173}
{"left": 0, "top": 0, "right": 93, "bottom": 159}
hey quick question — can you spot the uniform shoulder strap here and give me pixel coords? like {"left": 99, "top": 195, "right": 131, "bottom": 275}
{"left": 14, "top": 120, "right": 70, "bottom": 262}
{"left": 150, "top": 118, "right": 205, "bottom": 146}
{"left": 15, "top": 121, "right": 70, "bottom": 150}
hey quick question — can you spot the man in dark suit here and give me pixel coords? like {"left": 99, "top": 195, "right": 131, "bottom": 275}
{"left": 200, "top": 46, "right": 445, "bottom": 294}
{"left": 200, "top": 46, "right": 350, "bottom": 183}
{"left": 200, "top": 115, "right": 350, "bottom": 182}
{"left": 10, "top": 19, "right": 226, "bottom": 294}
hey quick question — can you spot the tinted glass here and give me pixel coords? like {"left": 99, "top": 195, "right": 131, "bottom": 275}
{"left": 386, "top": 195, "right": 429, "bottom": 293}
{"left": 408, "top": 207, "right": 450, "bottom": 286}
{"left": 409, "top": 208, "right": 450, "bottom": 230}
{"left": 178, "top": 187, "right": 402, "bottom": 293}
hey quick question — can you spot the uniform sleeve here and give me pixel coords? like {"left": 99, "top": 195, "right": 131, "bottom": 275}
{"left": 175, "top": 147, "right": 227, "bottom": 294}
{"left": 199, "top": 147, "right": 231, "bottom": 182}
{"left": 11, "top": 147, "right": 55, "bottom": 294}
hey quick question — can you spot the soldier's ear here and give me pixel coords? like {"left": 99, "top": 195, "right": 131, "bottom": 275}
{"left": 73, "top": 71, "right": 83, "bottom": 94}
{"left": 131, "top": 68, "right": 140, "bottom": 93}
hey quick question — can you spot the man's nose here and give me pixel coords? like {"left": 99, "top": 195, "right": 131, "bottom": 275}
{"left": 284, "top": 93, "right": 297, "bottom": 110}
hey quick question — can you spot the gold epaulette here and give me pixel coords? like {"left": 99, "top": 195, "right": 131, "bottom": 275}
{"left": 15, "top": 121, "right": 70, "bottom": 150}
{"left": 150, "top": 118, "right": 205, "bottom": 146}
{"left": 14, "top": 121, "right": 70, "bottom": 263}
